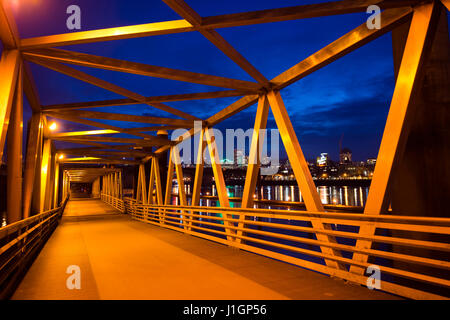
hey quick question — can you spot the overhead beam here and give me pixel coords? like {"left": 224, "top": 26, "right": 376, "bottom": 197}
{"left": 198, "top": 7, "right": 414, "bottom": 132}
{"left": 20, "top": 19, "right": 195, "bottom": 49}
{"left": 0, "top": 1, "right": 41, "bottom": 112}
{"left": 58, "top": 149, "right": 149, "bottom": 158}
{"left": 44, "top": 111, "right": 170, "bottom": 140}
{"left": 23, "top": 49, "right": 261, "bottom": 92}
{"left": 52, "top": 135, "right": 168, "bottom": 147}
{"left": 24, "top": 56, "right": 199, "bottom": 120}
{"left": 272, "top": 7, "right": 414, "bottom": 89}
{"left": 18, "top": 0, "right": 418, "bottom": 51}
{"left": 0, "top": 1, "right": 19, "bottom": 48}
{"left": 57, "top": 143, "right": 149, "bottom": 153}
{"left": 61, "top": 153, "right": 135, "bottom": 162}
{"left": 62, "top": 160, "right": 139, "bottom": 165}
{"left": 49, "top": 109, "right": 193, "bottom": 127}
{"left": 162, "top": 0, "right": 268, "bottom": 85}
{"left": 41, "top": 90, "right": 251, "bottom": 111}
{"left": 50, "top": 129, "right": 120, "bottom": 137}
{"left": 201, "top": 0, "right": 418, "bottom": 28}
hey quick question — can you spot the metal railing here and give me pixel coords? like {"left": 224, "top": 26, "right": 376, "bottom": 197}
{"left": 101, "top": 194, "right": 125, "bottom": 213}
{"left": 124, "top": 198, "right": 450, "bottom": 300}
{"left": 0, "top": 196, "right": 69, "bottom": 299}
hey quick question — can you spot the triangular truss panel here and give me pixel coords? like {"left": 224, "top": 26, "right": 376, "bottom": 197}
{"left": 1, "top": 0, "right": 449, "bottom": 300}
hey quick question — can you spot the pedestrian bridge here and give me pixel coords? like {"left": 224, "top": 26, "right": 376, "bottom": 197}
{"left": 10, "top": 199, "right": 397, "bottom": 300}
{"left": 0, "top": 0, "right": 449, "bottom": 300}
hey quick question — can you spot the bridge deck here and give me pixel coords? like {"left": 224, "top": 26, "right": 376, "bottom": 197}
{"left": 12, "top": 199, "right": 399, "bottom": 300}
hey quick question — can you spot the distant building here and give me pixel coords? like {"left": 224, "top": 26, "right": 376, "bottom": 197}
{"left": 316, "top": 153, "right": 329, "bottom": 166}
{"left": 234, "top": 149, "right": 244, "bottom": 166}
{"left": 367, "top": 158, "right": 377, "bottom": 165}
{"left": 339, "top": 148, "right": 352, "bottom": 164}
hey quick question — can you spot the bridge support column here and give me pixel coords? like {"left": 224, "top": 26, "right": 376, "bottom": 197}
{"left": 189, "top": 127, "right": 206, "bottom": 230}
{"left": 53, "top": 156, "right": 60, "bottom": 208}
{"left": 40, "top": 139, "right": 51, "bottom": 212}
{"left": 237, "top": 95, "right": 269, "bottom": 244}
{"left": 6, "top": 62, "right": 22, "bottom": 224}
{"left": 350, "top": 2, "right": 441, "bottom": 275}
{"left": 267, "top": 90, "right": 346, "bottom": 270}
{"left": 204, "top": 127, "right": 235, "bottom": 241}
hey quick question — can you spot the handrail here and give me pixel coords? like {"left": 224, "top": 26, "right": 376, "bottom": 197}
{"left": 124, "top": 199, "right": 450, "bottom": 300}
{"left": 100, "top": 194, "right": 125, "bottom": 213}
{"left": 0, "top": 196, "right": 69, "bottom": 299}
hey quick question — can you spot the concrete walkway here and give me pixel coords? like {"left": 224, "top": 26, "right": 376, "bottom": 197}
{"left": 12, "top": 199, "right": 399, "bottom": 300}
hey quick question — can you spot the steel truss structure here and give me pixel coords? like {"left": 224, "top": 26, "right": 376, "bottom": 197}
{"left": 1, "top": 0, "right": 449, "bottom": 299}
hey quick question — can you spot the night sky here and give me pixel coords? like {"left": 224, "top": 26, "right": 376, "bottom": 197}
{"left": 4, "top": 0, "right": 415, "bottom": 162}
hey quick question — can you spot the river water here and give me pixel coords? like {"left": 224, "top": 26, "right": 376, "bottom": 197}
{"left": 171, "top": 184, "right": 369, "bottom": 208}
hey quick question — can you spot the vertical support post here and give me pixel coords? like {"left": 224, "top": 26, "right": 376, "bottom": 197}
{"left": 172, "top": 145, "right": 187, "bottom": 229}
{"left": 113, "top": 172, "right": 117, "bottom": 198}
{"left": 45, "top": 147, "right": 56, "bottom": 210}
{"left": 153, "top": 159, "right": 163, "bottom": 204}
{"left": 139, "top": 164, "right": 147, "bottom": 204}
{"left": 147, "top": 159, "right": 155, "bottom": 204}
{"left": 24, "top": 114, "right": 42, "bottom": 218}
{"left": 53, "top": 156, "right": 60, "bottom": 208}
{"left": 237, "top": 95, "right": 269, "bottom": 243}
{"left": 164, "top": 148, "right": 175, "bottom": 205}
{"left": 267, "top": 90, "right": 346, "bottom": 270}
{"left": 6, "top": 62, "right": 22, "bottom": 223}
{"left": 119, "top": 170, "right": 123, "bottom": 199}
{"left": 163, "top": 148, "right": 175, "bottom": 224}
{"left": 0, "top": 50, "right": 20, "bottom": 160}
{"left": 204, "top": 127, "right": 235, "bottom": 241}
{"left": 350, "top": 2, "right": 440, "bottom": 275}
{"left": 40, "top": 138, "right": 51, "bottom": 213}
{"left": 189, "top": 127, "right": 206, "bottom": 230}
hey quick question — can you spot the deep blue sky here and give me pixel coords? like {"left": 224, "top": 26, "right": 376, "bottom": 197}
{"left": 4, "top": 0, "right": 428, "bottom": 162}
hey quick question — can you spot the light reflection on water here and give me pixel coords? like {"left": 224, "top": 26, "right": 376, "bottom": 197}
{"left": 172, "top": 184, "right": 369, "bottom": 207}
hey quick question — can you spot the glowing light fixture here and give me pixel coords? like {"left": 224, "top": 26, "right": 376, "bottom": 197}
{"left": 59, "top": 154, "right": 64, "bottom": 160}
{"left": 49, "top": 122, "right": 57, "bottom": 131}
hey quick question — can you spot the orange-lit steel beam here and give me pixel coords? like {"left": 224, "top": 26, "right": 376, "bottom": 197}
{"left": 23, "top": 49, "right": 261, "bottom": 92}
{"left": 201, "top": 0, "right": 418, "bottom": 28}
{"left": 204, "top": 127, "right": 235, "bottom": 241}
{"left": 188, "top": 127, "right": 206, "bottom": 230}
{"left": 20, "top": 19, "right": 194, "bottom": 49}
{"left": 6, "top": 63, "right": 23, "bottom": 223}
{"left": 18, "top": 1, "right": 418, "bottom": 49}
{"left": 0, "top": 1, "right": 41, "bottom": 112}
{"left": 183, "top": 7, "right": 413, "bottom": 142}
{"left": 237, "top": 95, "right": 269, "bottom": 244}
{"left": 350, "top": 1, "right": 441, "bottom": 275}
{"left": 267, "top": 90, "right": 346, "bottom": 270}
{"left": 24, "top": 56, "right": 199, "bottom": 121}
{"left": 162, "top": 0, "right": 268, "bottom": 85}
{"left": 23, "top": 113, "right": 42, "bottom": 218}
{"left": 44, "top": 111, "right": 166, "bottom": 140}
{"left": 272, "top": 7, "right": 413, "bottom": 89}
{"left": 46, "top": 109, "right": 192, "bottom": 127}
{"left": 0, "top": 50, "right": 20, "bottom": 160}
{"left": 41, "top": 90, "right": 251, "bottom": 111}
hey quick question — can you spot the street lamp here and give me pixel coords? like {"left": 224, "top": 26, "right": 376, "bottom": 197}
{"left": 49, "top": 122, "right": 57, "bottom": 131}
